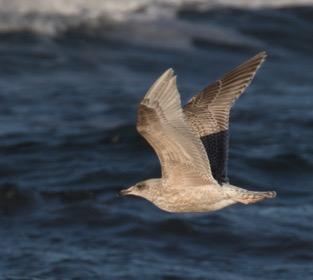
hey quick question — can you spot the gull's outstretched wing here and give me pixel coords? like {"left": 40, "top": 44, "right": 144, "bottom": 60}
{"left": 137, "top": 69, "right": 217, "bottom": 187}
{"left": 183, "top": 52, "right": 267, "bottom": 184}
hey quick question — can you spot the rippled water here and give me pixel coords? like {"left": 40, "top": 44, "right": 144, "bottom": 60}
{"left": 0, "top": 3, "right": 313, "bottom": 279}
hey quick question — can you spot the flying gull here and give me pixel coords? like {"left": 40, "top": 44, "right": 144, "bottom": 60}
{"left": 120, "top": 52, "right": 276, "bottom": 213}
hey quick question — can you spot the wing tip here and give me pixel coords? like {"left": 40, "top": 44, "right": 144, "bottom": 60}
{"left": 227, "top": 51, "right": 268, "bottom": 78}
{"left": 144, "top": 68, "right": 175, "bottom": 99}
{"left": 163, "top": 68, "right": 175, "bottom": 78}
{"left": 156, "top": 67, "right": 175, "bottom": 86}
{"left": 256, "top": 50, "right": 267, "bottom": 57}
{"left": 253, "top": 51, "right": 267, "bottom": 66}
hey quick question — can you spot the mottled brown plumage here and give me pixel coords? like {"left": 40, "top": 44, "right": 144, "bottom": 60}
{"left": 184, "top": 52, "right": 267, "bottom": 184}
{"left": 120, "top": 52, "right": 276, "bottom": 213}
{"left": 137, "top": 69, "right": 216, "bottom": 187}
{"left": 184, "top": 52, "right": 267, "bottom": 136}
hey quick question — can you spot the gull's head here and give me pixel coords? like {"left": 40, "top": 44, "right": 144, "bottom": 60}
{"left": 120, "top": 179, "right": 160, "bottom": 200}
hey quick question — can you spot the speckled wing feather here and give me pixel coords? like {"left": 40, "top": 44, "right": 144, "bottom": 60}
{"left": 183, "top": 52, "right": 267, "bottom": 184}
{"left": 137, "top": 69, "right": 217, "bottom": 187}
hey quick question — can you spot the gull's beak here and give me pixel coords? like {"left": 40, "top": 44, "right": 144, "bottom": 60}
{"left": 119, "top": 187, "right": 132, "bottom": 196}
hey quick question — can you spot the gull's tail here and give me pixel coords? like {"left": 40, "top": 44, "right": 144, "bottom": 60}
{"left": 224, "top": 184, "right": 277, "bottom": 205}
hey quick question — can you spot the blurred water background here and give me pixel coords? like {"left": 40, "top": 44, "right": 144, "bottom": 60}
{"left": 0, "top": 0, "right": 312, "bottom": 279}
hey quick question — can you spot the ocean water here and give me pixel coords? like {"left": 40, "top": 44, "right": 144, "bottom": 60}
{"left": 0, "top": 1, "right": 313, "bottom": 279}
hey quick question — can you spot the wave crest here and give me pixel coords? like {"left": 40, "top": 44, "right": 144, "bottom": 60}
{"left": 0, "top": 0, "right": 312, "bottom": 35}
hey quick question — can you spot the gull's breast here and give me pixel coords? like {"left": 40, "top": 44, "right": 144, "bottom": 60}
{"left": 153, "top": 185, "right": 230, "bottom": 213}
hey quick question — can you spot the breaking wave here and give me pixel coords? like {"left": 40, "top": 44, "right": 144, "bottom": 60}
{"left": 0, "top": 0, "right": 312, "bottom": 35}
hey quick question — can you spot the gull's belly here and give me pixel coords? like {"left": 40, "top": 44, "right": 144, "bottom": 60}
{"left": 153, "top": 185, "right": 235, "bottom": 213}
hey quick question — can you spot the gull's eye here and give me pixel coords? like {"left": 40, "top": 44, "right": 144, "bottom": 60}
{"left": 137, "top": 184, "right": 145, "bottom": 190}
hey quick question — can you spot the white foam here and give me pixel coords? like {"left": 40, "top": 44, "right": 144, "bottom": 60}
{"left": 0, "top": 0, "right": 312, "bottom": 35}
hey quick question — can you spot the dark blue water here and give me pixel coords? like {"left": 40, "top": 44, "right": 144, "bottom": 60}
{"left": 0, "top": 6, "right": 313, "bottom": 280}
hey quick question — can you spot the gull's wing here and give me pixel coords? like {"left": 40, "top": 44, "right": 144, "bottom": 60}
{"left": 137, "top": 69, "right": 217, "bottom": 187}
{"left": 183, "top": 52, "right": 267, "bottom": 184}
